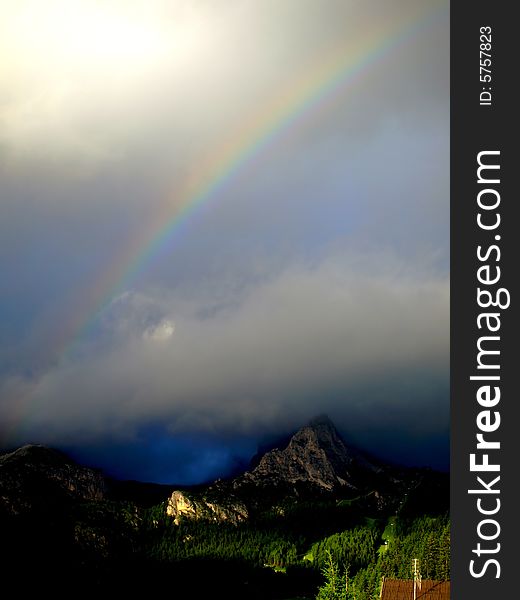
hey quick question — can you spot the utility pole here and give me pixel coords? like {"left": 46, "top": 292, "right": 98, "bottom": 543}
{"left": 413, "top": 558, "right": 422, "bottom": 600}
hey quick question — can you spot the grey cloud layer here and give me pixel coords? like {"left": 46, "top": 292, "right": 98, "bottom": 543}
{"left": 1, "top": 251, "right": 448, "bottom": 444}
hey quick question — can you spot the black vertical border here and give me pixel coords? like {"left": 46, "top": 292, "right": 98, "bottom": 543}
{"left": 451, "top": 1, "right": 518, "bottom": 598}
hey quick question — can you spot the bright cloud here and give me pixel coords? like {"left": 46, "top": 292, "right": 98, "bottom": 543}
{"left": 144, "top": 320, "right": 175, "bottom": 342}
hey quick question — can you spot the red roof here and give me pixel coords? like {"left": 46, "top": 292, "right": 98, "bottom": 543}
{"left": 380, "top": 578, "right": 450, "bottom": 600}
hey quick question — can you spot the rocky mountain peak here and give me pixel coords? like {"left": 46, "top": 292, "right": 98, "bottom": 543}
{"left": 307, "top": 413, "right": 336, "bottom": 430}
{"left": 235, "top": 416, "right": 381, "bottom": 494}
{"left": 290, "top": 415, "right": 349, "bottom": 456}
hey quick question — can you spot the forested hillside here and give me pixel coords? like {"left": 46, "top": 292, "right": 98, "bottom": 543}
{"left": 141, "top": 500, "right": 449, "bottom": 599}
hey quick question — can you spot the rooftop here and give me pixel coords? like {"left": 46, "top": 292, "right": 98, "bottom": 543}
{"left": 380, "top": 578, "right": 450, "bottom": 600}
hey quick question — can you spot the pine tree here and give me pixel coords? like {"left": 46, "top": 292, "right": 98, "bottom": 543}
{"left": 316, "top": 551, "right": 357, "bottom": 600}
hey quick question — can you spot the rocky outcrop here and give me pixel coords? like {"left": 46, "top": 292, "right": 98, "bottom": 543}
{"left": 166, "top": 490, "right": 248, "bottom": 525}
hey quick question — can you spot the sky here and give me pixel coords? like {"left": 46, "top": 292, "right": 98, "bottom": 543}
{"left": 0, "top": 0, "right": 449, "bottom": 484}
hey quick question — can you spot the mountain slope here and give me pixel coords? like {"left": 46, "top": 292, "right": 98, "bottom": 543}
{"left": 0, "top": 444, "right": 106, "bottom": 515}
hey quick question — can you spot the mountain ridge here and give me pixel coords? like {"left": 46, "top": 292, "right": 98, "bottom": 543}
{"left": 163, "top": 416, "right": 447, "bottom": 524}
{"left": 0, "top": 416, "right": 448, "bottom": 521}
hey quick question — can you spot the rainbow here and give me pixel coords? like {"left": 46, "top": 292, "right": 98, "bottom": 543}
{"left": 6, "top": 2, "right": 446, "bottom": 442}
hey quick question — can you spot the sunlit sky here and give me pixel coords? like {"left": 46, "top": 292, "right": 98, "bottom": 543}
{"left": 0, "top": 0, "right": 449, "bottom": 483}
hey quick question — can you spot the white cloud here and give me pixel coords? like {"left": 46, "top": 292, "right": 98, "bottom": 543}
{"left": 0, "top": 0, "right": 447, "bottom": 171}
{"left": 143, "top": 320, "right": 175, "bottom": 342}
{"left": 0, "top": 0, "right": 225, "bottom": 168}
